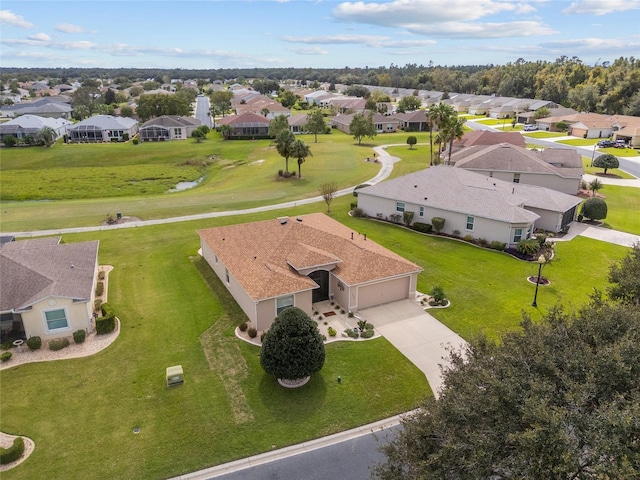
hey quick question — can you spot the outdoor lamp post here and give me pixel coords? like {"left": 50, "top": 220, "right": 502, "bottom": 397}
{"left": 591, "top": 145, "right": 598, "bottom": 167}
{"left": 531, "top": 254, "right": 547, "bottom": 307}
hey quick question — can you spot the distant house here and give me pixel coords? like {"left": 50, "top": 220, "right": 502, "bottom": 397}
{"left": 393, "top": 110, "right": 429, "bottom": 131}
{"left": 217, "top": 112, "right": 270, "bottom": 139}
{"left": 453, "top": 130, "right": 526, "bottom": 150}
{"left": 451, "top": 143, "right": 584, "bottom": 195}
{"left": 356, "top": 166, "right": 581, "bottom": 246}
{"left": 1, "top": 96, "right": 73, "bottom": 119}
{"left": 68, "top": 115, "right": 138, "bottom": 142}
{"left": 139, "top": 115, "right": 201, "bottom": 142}
{"left": 288, "top": 114, "right": 309, "bottom": 134}
{"left": 0, "top": 238, "right": 99, "bottom": 342}
{"left": 0, "top": 115, "right": 71, "bottom": 142}
{"left": 534, "top": 112, "right": 640, "bottom": 146}
{"left": 330, "top": 111, "right": 399, "bottom": 134}
{"left": 197, "top": 213, "right": 422, "bottom": 331}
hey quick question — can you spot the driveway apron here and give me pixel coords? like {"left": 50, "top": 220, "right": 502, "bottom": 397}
{"left": 359, "top": 300, "right": 468, "bottom": 398}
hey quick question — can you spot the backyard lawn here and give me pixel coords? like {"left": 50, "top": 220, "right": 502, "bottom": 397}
{"left": 599, "top": 184, "right": 640, "bottom": 235}
{"left": 581, "top": 155, "right": 636, "bottom": 179}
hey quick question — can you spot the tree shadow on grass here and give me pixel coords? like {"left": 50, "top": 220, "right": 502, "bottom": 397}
{"left": 258, "top": 372, "right": 328, "bottom": 422}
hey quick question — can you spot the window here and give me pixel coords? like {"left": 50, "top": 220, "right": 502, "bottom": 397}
{"left": 526, "top": 226, "right": 532, "bottom": 239}
{"left": 419, "top": 206, "right": 424, "bottom": 218}
{"left": 396, "top": 202, "right": 405, "bottom": 213}
{"left": 173, "top": 128, "right": 182, "bottom": 139}
{"left": 466, "top": 216, "right": 474, "bottom": 231}
{"left": 489, "top": 171, "right": 493, "bottom": 177}
{"left": 225, "top": 268, "right": 230, "bottom": 284}
{"left": 513, "top": 228, "right": 523, "bottom": 242}
{"left": 513, "top": 173, "right": 520, "bottom": 183}
{"left": 44, "top": 308, "right": 68, "bottom": 331}
{"left": 276, "top": 295, "right": 294, "bottom": 315}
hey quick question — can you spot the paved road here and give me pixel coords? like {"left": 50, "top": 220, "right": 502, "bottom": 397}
{"left": 195, "top": 95, "right": 213, "bottom": 128}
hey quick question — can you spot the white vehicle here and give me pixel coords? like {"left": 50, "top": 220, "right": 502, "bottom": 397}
{"left": 523, "top": 124, "right": 538, "bottom": 131}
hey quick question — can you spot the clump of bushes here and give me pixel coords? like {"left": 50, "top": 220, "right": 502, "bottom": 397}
{"left": 96, "top": 302, "right": 116, "bottom": 335}
{"left": 1, "top": 341, "right": 11, "bottom": 351}
{"left": 98, "top": 271, "right": 105, "bottom": 280}
{"left": 238, "top": 322, "right": 249, "bottom": 332}
{"left": 0, "top": 352, "right": 12, "bottom": 362}
{"left": 352, "top": 207, "right": 366, "bottom": 218}
{"left": 412, "top": 222, "right": 432, "bottom": 233}
{"left": 328, "top": 327, "right": 337, "bottom": 337}
{"left": 344, "top": 328, "right": 359, "bottom": 339}
{"left": 73, "top": 329, "right": 86, "bottom": 344}
{"left": 247, "top": 327, "right": 258, "bottom": 338}
{"left": 429, "top": 285, "right": 448, "bottom": 307}
{"left": 431, "top": 217, "right": 445, "bottom": 233}
{"left": 95, "top": 282, "right": 104, "bottom": 297}
{"left": 490, "top": 240, "right": 506, "bottom": 251}
{"left": 0, "top": 437, "right": 25, "bottom": 465}
{"left": 94, "top": 299, "right": 102, "bottom": 311}
{"left": 26, "top": 336, "right": 42, "bottom": 351}
{"left": 49, "top": 338, "right": 70, "bottom": 351}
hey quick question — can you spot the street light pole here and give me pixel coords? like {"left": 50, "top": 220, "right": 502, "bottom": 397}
{"left": 591, "top": 145, "right": 598, "bottom": 167}
{"left": 531, "top": 261, "right": 543, "bottom": 307}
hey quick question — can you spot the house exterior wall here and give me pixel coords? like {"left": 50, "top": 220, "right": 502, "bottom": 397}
{"left": 22, "top": 296, "right": 92, "bottom": 340}
{"left": 526, "top": 208, "right": 567, "bottom": 232}
{"left": 357, "top": 192, "right": 531, "bottom": 246}
{"left": 357, "top": 276, "right": 411, "bottom": 310}
{"left": 255, "top": 289, "right": 313, "bottom": 331}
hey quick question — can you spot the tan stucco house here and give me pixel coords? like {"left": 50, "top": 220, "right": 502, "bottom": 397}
{"left": 356, "top": 166, "right": 582, "bottom": 247}
{"left": 197, "top": 214, "right": 422, "bottom": 331}
{"left": 0, "top": 238, "right": 99, "bottom": 341}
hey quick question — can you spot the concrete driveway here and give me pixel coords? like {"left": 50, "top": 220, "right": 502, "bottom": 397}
{"left": 359, "top": 300, "right": 468, "bottom": 398}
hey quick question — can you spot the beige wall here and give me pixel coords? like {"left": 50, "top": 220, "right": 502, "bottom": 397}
{"left": 527, "top": 208, "right": 567, "bottom": 232}
{"left": 469, "top": 170, "right": 580, "bottom": 195}
{"left": 357, "top": 276, "right": 411, "bottom": 310}
{"left": 256, "top": 290, "right": 313, "bottom": 331}
{"left": 22, "top": 296, "right": 92, "bottom": 340}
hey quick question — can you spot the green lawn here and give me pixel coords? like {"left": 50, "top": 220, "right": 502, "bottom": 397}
{"left": 522, "top": 131, "right": 568, "bottom": 138}
{"left": 558, "top": 138, "right": 599, "bottom": 146}
{"left": 600, "top": 185, "right": 640, "bottom": 235}
{"left": 581, "top": 156, "right": 636, "bottom": 179}
{"left": 596, "top": 146, "right": 640, "bottom": 157}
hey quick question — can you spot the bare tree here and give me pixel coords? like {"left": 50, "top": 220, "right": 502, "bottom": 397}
{"left": 319, "top": 181, "right": 338, "bottom": 212}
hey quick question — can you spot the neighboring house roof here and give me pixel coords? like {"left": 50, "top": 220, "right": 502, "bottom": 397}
{"left": 393, "top": 110, "right": 428, "bottom": 123}
{"left": 456, "top": 131, "right": 526, "bottom": 148}
{"left": 451, "top": 143, "right": 583, "bottom": 179}
{"left": 358, "top": 166, "right": 584, "bottom": 224}
{"left": 69, "top": 115, "right": 138, "bottom": 131}
{"left": 197, "top": 213, "right": 421, "bottom": 301}
{"left": 217, "top": 112, "right": 270, "bottom": 127}
{"left": 0, "top": 115, "right": 71, "bottom": 133}
{"left": 0, "top": 238, "right": 99, "bottom": 312}
{"left": 140, "top": 115, "right": 200, "bottom": 128}
{"left": 288, "top": 114, "right": 309, "bottom": 127}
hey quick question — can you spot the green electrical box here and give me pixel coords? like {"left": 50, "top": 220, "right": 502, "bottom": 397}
{"left": 166, "top": 365, "right": 184, "bottom": 387}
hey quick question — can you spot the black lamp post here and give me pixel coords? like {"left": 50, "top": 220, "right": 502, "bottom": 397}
{"left": 531, "top": 254, "right": 546, "bottom": 307}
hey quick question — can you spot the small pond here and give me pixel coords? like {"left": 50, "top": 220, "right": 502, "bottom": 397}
{"left": 167, "top": 177, "right": 204, "bottom": 193}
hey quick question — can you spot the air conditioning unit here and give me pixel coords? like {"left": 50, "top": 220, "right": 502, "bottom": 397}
{"left": 166, "top": 365, "right": 184, "bottom": 387}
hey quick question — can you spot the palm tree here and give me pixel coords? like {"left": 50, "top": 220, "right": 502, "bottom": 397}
{"left": 429, "top": 103, "right": 456, "bottom": 165}
{"left": 275, "top": 130, "right": 295, "bottom": 174}
{"left": 290, "top": 139, "right": 312, "bottom": 178}
{"left": 442, "top": 116, "right": 466, "bottom": 165}
{"left": 588, "top": 178, "right": 603, "bottom": 197}
{"left": 37, "top": 126, "right": 57, "bottom": 147}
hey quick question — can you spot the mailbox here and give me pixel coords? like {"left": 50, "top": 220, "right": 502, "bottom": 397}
{"left": 166, "top": 365, "right": 184, "bottom": 387}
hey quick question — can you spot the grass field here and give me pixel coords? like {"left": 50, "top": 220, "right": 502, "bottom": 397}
{"left": 581, "top": 156, "right": 636, "bottom": 179}
{"left": 522, "top": 131, "right": 568, "bottom": 138}
{"left": 599, "top": 185, "right": 640, "bottom": 235}
{"left": 558, "top": 138, "right": 599, "bottom": 146}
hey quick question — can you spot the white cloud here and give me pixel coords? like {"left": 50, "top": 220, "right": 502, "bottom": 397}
{"left": 27, "top": 32, "right": 51, "bottom": 42}
{"left": 406, "top": 21, "right": 556, "bottom": 38}
{"left": 0, "top": 10, "right": 34, "bottom": 28}
{"left": 540, "top": 37, "right": 639, "bottom": 50}
{"left": 289, "top": 47, "right": 329, "bottom": 55}
{"left": 282, "top": 34, "right": 390, "bottom": 46}
{"left": 1, "top": 38, "right": 97, "bottom": 50}
{"left": 55, "top": 23, "right": 86, "bottom": 34}
{"left": 563, "top": 0, "right": 639, "bottom": 15}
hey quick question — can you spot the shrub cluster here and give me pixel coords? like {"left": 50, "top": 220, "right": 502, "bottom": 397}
{"left": 0, "top": 437, "right": 25, "bottom": 465}
{"left": 95, "top": 282, "right": 104, "bottom": 297}
{"left": 247, "top": 327, "right": 258, "bottom": 338}
{"left": 412, "top": 222, "right": 432, "bottom": 233}
{"left": 431, "top": 217, "right": 445, "bottom": 233}
{"left": 238, "top": 322, "right": 249, "bottom": 332}
{"left": 96, "top": 303, "right": 116, "bottom": 335}
{"left": 49, "top": 338, "right": 70, "bottom": 351}
{"left": 490, "top": 241, "right": 506, "bottom": 251}
{"left": 344, "top": 328, "right": 359, "bottom": 339}
{"left": 73, "top": 329, "right": 86, "bottom": 344}
{"left": 0, "top": 352, "right": 12, "bottom": 362}
{"left": 98, "top": 271, "right": 105, "bottom": 280}
{"left": 328, "top": 326, "right": 337, "bottom": 337}
{"left": 94, "top": 299, "right": 102, "bottom": 311}
{"left": 26, "top": 336, "right": 42, "bottom": 351}
{"left": 360, "top": 329, "right": 375, "bottom": 339}
{"left": 352, "top": 208, "right": 366, "bottom": 218}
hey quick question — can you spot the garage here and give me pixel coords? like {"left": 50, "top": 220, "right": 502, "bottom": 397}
{"left": 356, "top": 276, "right": 411, "bottom": 310}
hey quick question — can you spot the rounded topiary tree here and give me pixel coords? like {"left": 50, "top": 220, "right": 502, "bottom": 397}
{"left": 582, "top": 197, "right": 608, "bottom": 221}
{"left": 406, "top": 135, "right": 417, "bottom": 149}
{"left": 592, "top": 153, "right": 619, "bottom": 174}
{"left": 260, "top": 307, "right": 325, "bottom": 385}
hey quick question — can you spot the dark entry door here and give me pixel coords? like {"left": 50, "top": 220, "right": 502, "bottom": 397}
{"left": 308, "top": 270, "right": 329, "bottom": 303}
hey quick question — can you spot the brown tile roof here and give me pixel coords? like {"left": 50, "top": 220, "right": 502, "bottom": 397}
{"left": 458, "top": 131, "right": 526, "bottom": 148}
{"left": 198, "top": 214, "right": 421, "bottom": 301}
{"left": 0, "top": 238, "right": 99, "bottom": 311}
{"left": 218, "top": 113, "right": 270, "bottom": 126}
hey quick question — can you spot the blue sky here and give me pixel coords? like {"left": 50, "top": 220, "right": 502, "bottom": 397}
{"left": 1, "top": 1, "right": 638, "bottom": 69}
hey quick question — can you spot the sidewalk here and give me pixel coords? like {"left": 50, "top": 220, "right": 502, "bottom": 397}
{"left": 582, "top": 173, "right": 640, "bottom": 187}
{"left": 555, "top": 221, "right": 640, "bottom": 248}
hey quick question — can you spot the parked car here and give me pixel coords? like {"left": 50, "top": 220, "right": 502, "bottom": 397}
{"left": 614, "top": 140, "right": 627, "bottom": 149}
{"left": 597, "top": 139, "right": 615, "bottom": 147}
{"left": 523, "top": 124, "right": 537, "bottom": 131}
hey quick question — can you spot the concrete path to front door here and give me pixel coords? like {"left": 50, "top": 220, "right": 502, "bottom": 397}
{"left": 359, "top": 300, "right": 468, "bottom": 399}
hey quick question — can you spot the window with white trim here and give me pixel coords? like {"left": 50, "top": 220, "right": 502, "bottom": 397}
{"left": 419, "top": 206, "right": 424, "bottom": 218}
{"left": 174, "top": 128, "right": 182, "bottom": 139}
{"left": 396, "top": 202, "right": 405, "bottom": 213}
{"left": 225, "top": 268, "right": 230, "bottom": 284}
{"left": 513, "top": 228, "right": 523, "bottom": 242}
{"left": 513, "top": 173, "right": 520, "bottom": 183}
{"left": 276, "top": 295, "right": 294, "bottom": 316}
{"left": 466, "top": 216, "right": 474, "bottom": 231}
{"left": 44, "top": 308, "right": 69, "bottom": 331}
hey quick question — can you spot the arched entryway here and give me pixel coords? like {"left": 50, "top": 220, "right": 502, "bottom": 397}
{"left": 308, "top": 270, "right": 330, "bottom": 304}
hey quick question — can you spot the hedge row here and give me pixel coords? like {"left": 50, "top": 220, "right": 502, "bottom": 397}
{"left": 0, "top": 437, "right": 25, "bottom": 465}
{"left": 96, "top": 303, "right": 116, "bottom": 335}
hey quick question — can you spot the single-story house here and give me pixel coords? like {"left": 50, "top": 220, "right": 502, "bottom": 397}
{"left": 288, "top": 114, "right": 310, "bottom": 134}
{"left": 330, "top": 111, "right": 399, "bottom": 134}
{"left": 197, "top": 213, "right": 422, "bottom": 331}
{"left": 393, "top": 110, "right": 429, "bottom": 131}
{"left": 0, "top": 237, "right": 99, "bottom": 341}
{"left": 217, "top": 112, "right": 270, "bottom": 139}
{"left": 450, "top": 143, "right": 584, "bottom": 195}
{"left": 0, "top": 115, "right": 72, "bottom": 141}
{"left": 356, "top": 166, "right": 582, "bottom": 246}
{"left": 0, "top": 96, "right": 74, "bottom": 119}
{"left": 139, "top": 115, "right": 201, "bottom": 142}
{"left": 68, "top": 115, "right": 139, "bottom": 142}
{"left": 450, "top": 131, "right": 526, "bottom": 153}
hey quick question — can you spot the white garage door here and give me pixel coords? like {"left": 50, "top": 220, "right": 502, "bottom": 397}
{"left": 357, "top": 276, "right": 410, "bottom": 310}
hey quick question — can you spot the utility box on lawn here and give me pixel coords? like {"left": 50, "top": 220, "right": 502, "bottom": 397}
{"left": 166, "top": 365, "right": 184, "bottom": 387}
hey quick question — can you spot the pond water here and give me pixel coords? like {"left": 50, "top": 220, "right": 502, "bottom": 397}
{"left": 167, "top": 177, "right": 204, "bottom": 192}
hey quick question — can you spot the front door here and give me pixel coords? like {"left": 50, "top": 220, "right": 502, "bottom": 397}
{"left": 308, "top": 270, "right": 329, "bottom": 304}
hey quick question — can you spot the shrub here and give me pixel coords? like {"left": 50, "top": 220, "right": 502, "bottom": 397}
{"left": 412, "top": 222, "right": 432, "bottom": 233}
{"left": 328, "top": 327, "right": 337, "bottom": 337}
{"left": 364, "top": 323, "right": 374, "bottom": 331}
{"left": 335, "top": 305, "right": 340, "bottom": 310}
{"left": 536, "top": 234, "right": 547, "bottom": 246}
{"left": 26, "top": 336, "right": 42, "bottom": 351}
{"left": 516, "top": 239, "right": 540, "bottom": 256}
{"left": 580, "top": 179, "right": 588, "bottom": 190}
{"left": 0, "top": 341, "right": 11, "bottom": 351}
{"left": 73, "top": 329, "right": 86, "bottom": 344}
{"left": 350, "top": 202, "right": 358, "bottom": 210}
{"left": 476, "top": 238, "right": 489, "bottom": 247}
{"left": 357, "top": 319, "right": 368, "bottom": 332}
{"left": 98, "top": 271, "right": 105, "bottom": 280}
{"left": 2, "top": 135, "right": 18, "bottom": 147}
{"left": 389, "top": 213, "right": 402, "bottom": 223}
{"left": 94, "top": 299, "right": 102, "bottom": 311}
{"left": 247, "top": 327, "right": 258, "bottom": 338}
{"left": 360, "top": 329, "right": 374, "bottom": 339}
{"left": 592, "top": 153, "right": 619, "bottom": 174}
{"left": 0, "top": 437, "right": 25, "bottom": 465}
{"left": 352, "top": 207, "right": 366, "bottom": 218}
{"left": 95, "top": 282, "right": 104, "bottom": 297}
{"left": 452, "top": 229, "right": 461, "bottom": 236}
{"left": 403, "top": 211, "right": 415, "bottom": 226}
{"left": 49, "top": 337, "right": 70, "bottom": 351}
{"left": 344, "top": 328, "right": 359, "bottom": 339}
{"left": 132, "top": 138, "right": 139, "bottom": 145}
{"left": 431, "top": 217, "right": 445, "bottom": 233}
{"left": 463, "top": 234, "right": 474, "bottom": 243}
{"left": 582, "top": 197, "right": 608, "bottom": 221}
{"left": 239, "top": 322, "right": 249, "bottom": 332}
{"left": 0, "top": 352, "right": 12, "bottom": 362}
{"left": 96, "top": 302, "right": 116, "bottom": 335}
{"left": 490, "top": 240, "right": 506, "bottom": 251}
{"left": 430, "top": 285, "right": 447, "bottom": 305}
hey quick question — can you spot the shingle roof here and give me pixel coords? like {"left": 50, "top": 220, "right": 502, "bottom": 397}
{"left": 218, "top": 113, "right": 270, "bottom": 127}
{"left": 358, "top": 166, "right": 583, "bottom": 224}
{"left": 69, "top": 115, "right": 137, "bottom": 131}
{"left": 197, "top": 214, "right": 421, "bottom": 301}
{"left": 458, "top": 131, "right": 526, "bottom": 148}
{"left": 0, "top": 238, "right": 99, "bottom": 312}
{"left": 140, "top": 115, "right": 200, "bottom": 128}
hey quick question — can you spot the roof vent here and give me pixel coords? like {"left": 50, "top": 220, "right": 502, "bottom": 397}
{"left": 71, "top": 264, "right": 75, "bottom": 269}
{"left": 278, "top": 216, "right": 288, "bottom": 225}
{"left": 296, "top": 217, "right": 303, "bottom": 222}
